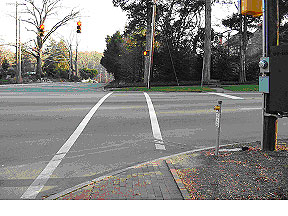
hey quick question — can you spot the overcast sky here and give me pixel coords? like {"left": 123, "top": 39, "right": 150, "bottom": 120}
{"left": 0, "top": 0, "right": 237, "bottom": 53}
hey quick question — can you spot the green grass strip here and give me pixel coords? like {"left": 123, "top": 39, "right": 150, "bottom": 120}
{"left": 222, "top": 85, "right": 259, "bottom": 91}
{"left": 112, "top": 86, "right": 216, "bottom": 92}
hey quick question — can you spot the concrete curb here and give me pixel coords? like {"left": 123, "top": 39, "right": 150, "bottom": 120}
{"left": 45, "top": 141, "right": 259, "bottom": 200}
{"left": 165, "top": 160, "right": 191, "bottom": 200}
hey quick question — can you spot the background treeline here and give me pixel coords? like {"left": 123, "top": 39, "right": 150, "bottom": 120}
{"left": 0, "top": 39, "right": 102, "bottom": 83}
{"left": 101, "top": 0, "right": 288, "bottom": 85}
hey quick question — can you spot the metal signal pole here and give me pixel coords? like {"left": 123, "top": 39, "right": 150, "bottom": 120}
{"left": 261, "top": 0, "right": 278, "bottom": 151}
{"left": 75, "top": 39, "right": 78, "bottom": 77}
{"left": 6, "top": 1, "right": 26, "bottom": 83}
{"left": 16, "top": 2, "right": 18, "bottom": 76}
{"left": 18, "top": 17, "right": 22, "bottom": 83}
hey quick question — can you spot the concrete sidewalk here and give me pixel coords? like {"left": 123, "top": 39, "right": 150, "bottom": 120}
{"left": 45, "top": 141, "right": 288, "bottom": 200}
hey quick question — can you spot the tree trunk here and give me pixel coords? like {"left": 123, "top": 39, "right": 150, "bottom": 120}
{"left": 201, "top": 0, "right": 212, "bottom": 86}
{"left": 36, "top": 55, "right": 42, "bottom": 80}
{"left": 69, "top": 44, "right": 73, "bottom": 79}
{"left": 36, "top": 36, "right": 43, "bottom": 80}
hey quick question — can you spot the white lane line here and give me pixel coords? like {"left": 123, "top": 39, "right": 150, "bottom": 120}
{"left": 143, "top": 92, "right": 166, "bottom": 150}
{"left": 21, "top": 92, "right": 113, "bottom": 199}
{"left": 207, "top": 92, "right": 244, "bottom": 100}
{"left": 240, "top": 107, "right": 262, "bottom": 111}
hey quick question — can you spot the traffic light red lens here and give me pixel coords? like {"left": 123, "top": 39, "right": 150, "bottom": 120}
{"left": 40, "top": 24, "right": 44, "bottom": 30}
{"left": 77, "top": 21, "right": 82, "bottom": 26}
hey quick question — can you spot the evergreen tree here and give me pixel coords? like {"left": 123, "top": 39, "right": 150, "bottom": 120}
{"left": 111, "top": 0, "right": 205, "bottom": 83}
{"left": 2, "top": 58, "right": 10, "bottom": 71}
{"left": 101, "top": 32, "right": 125, "bottom": 82}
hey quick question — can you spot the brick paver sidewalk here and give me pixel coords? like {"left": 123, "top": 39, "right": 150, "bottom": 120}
{"left": 48, "top": 159, "right": 183, "bottom": 200}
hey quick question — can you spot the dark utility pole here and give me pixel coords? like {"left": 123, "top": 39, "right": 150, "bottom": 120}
{"left": 147, "top": 1, "right": 156, "bottom": 89}
{"left": 144, "top": 0, "right": 156, "bottom": 89}
{"left": 262, "top": 0, "right": 278, "bottom": 151}
{"left": 144, "top": 2, "right": 152, "bottom": 86}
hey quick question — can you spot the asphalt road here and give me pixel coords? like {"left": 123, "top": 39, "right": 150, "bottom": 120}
{"left": 0, "top": 82, "right": 287, "bottom": 199}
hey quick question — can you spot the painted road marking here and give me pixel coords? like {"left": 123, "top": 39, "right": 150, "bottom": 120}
{"left": 158, "top": 107, "right": 262, "bottom": 115}
{"left": 240, "top": 107, "right": 262, "bottom": 111}
{"left": 143, "top": 92, "right": 166, "bottom": 151}
{"left": 21, "top": 92, "right": 113, "bottom": 199}
{"left": 207, "top": 92, "right": 244, "bottom": 100}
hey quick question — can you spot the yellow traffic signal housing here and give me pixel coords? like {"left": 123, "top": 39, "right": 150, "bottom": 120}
{"left": 241, "top": 0, "right": 263, "bottom": 17}
{"left": 143, "top": 50, "right": 150, "bottom": 56}
{"left": 77, "top": 21, "right": 82, "bottom": 33}
{"left": 214, "top": 105, "right": 221, "bottom": 111}
{"left": 39, "top": 24, "right": 44, "bottom": 37}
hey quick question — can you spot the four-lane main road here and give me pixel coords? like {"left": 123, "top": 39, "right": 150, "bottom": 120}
{"left": 0, "top": 82, "right": 287, "bottom": 199}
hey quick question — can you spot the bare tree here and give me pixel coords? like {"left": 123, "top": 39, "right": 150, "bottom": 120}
{"left": 22, "top": 0, "right": 80, "bottom": 79}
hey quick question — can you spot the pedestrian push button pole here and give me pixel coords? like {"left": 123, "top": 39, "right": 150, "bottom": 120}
{"left": 214, "top": 101, "right": 222, "bottom": 156}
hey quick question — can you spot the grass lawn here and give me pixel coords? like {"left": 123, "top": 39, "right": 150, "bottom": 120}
{"left": 222, "top": 85, "right": 259, "bottom": 91}
{"left": 111, "top": 86, "right": 216, "bottom": 92}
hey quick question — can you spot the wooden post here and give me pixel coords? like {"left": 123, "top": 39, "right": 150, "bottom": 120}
{"left": 147, "top": 1, "right": 156, "bottom": 89}
{"left": 144, "top": 2, "right": 152, "bottom": 86}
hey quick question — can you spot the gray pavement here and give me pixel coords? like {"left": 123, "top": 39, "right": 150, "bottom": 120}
{"left": 0, "top": 83, "right": 287, "bottom": 200}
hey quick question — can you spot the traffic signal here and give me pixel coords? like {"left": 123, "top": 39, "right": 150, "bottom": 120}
{"left": 39, "top": 24, "right": 44, "bottom": 37}
{"left": 143, "top": 50, "right": 150, "bottom": 56}
{"left": 77, "top": 21, "right": 81, "bottom": 33}
{"left": 241, "top": 0, "right": 263, "bottom": 17}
